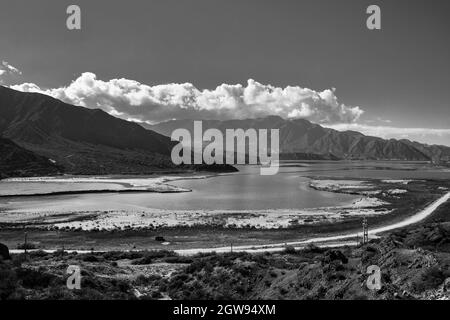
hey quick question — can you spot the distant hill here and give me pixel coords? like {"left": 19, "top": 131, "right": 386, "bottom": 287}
{"left": 0, "top": 137, "right": 60, "bottom": 179}
{"left": 145, "top": 116, "right": 450, "bottom": 162}
{"left": 0, "top": 86, "right": 234, "bottom": 175}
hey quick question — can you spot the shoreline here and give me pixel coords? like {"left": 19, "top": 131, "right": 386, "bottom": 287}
{"left": 0, "top": 195, "right": 389, "bottom": 230}
{"left": 8, "top": 192, "right": 450, "bottom": 256}
{"left": 1, "top": 171, "right": 449, "bottom": 254}
{"left": 0, "top": 176, "right": 433, "bottom": 231}
{"left": 0, "top": 188, "right": 190, "bottom": 198}
{"left": 0, "top": 173, "right": 223, "bottom": 197}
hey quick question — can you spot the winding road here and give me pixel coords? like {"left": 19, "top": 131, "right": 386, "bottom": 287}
{"left": 10, "top": 192, "right": 450, "bottom": 256}
{"left": 175, "top": 191, "right": 450, "bottom": 255}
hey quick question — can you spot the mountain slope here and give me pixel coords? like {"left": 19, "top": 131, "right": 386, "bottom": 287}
{"left": 0, "top": 137, "right": 61, "bottom": 179}
{"left": 145, "top": 116, "right": 450, "bottom": 162}
{"left": 0, "top": 86, "right": 185, "bottom": 174}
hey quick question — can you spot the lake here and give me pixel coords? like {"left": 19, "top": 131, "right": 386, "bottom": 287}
{"left": 0, "top": 161, "right": 449, "bottom": 213}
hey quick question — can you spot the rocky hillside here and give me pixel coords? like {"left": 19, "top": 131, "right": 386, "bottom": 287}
{"left": 1, "top": 218, "right": 449, "bottom": 300}
{"left": 146, "top": 116, "right": 450, "bottom": 162}
{"left": 0, "top": 86, "right": 234, "bottom": 175}
{"left": 0, "top": 137, "right": 60, "bottom": 179}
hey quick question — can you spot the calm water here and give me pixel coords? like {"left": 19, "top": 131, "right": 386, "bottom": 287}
{"left": 1, "top": 161, "right": 449, "bottom": 212}
{"left": 127, "top": 165, "right": 355, "bottom": 210}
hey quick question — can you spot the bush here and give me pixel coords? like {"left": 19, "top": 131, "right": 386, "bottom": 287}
{"left": 411, "top": 267, "right": 445, "bottom": 293}
{"left": 361, "top": 245, "right": 380, "bottom": 265}
{"left": 102, "top": 250, "right": 176, "bottom": 262}
{"left": 279, "top": 287, "right": 288, "bottom": 295}
{"left": 163, "top": 256, "right": 193, "bottom": 264}
{"left": 101, "top": 251, "right": 144, "bottom": 261}
{"left": 132, "top": 256, "right": 153, "bottom": 265}
{"left": 29, "top": 250, "right": 49, "bottom": 258}
{"left": 0, "top": 263, "right": 18, "bottom": 299}
{"left": 284, "top": 246, "right": 296, "bottom": 254}
{"left": 16, "top": 267, "right": 56, "bottom": 289}
{"left": 324, "top": 250, "right": 348, "bottom": 264}
{"left": 304, "top": 243, "right": 325, "bottom": 254}
{"left": 16, "top": 242, "right": 37, "bottom": 250}
{"left": 151, "top": 290, "right": 163, "bottom": 299}
{"left": 82, "top": 254, "right": 101, "bottom": 262}
{"left": 135, "top": 274, "right": 151, "bottom": 285}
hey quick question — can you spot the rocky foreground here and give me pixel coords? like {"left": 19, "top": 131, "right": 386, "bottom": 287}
{"left": 1, "top": 200, "right": 449, "bottom": 300}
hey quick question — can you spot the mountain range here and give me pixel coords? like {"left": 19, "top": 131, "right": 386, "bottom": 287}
{"left": 0, "top": 86, "right": 234, "bottom": 177}
{"left": 1, "top": 84, "right": 449, "bottom": 179}
{"left": 146, "top": 116, "right": 450, "bottom": 162}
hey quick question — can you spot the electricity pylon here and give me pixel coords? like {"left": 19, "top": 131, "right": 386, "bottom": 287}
{"left": 362, "top": 217, "right": 369, "bottom": 244}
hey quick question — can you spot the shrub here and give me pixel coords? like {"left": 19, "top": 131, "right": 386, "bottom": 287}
{"left": 16, "top": 242, "right": 37, "bottom": 250}
{"left": 151, "top": 290, "right": 163, "bottom": 299}
{"left": 16, "top": 267, "right": 56, "bottom": 289}
{"left": 82, "top": 254, "right": 100, "bottom": 262}
{"left": 324, "top": 250, "right": 348, "bottom": 264}
{"left": 361, "top": 246, "right": 380, "bottom": 265}
{"left": 163, "top": 256, "right": 193, "bottom": 264}
{"left": 101, "top": 251, "right": 144, "bottom": 261}
{"left": 0, "top": 263, "right": 18, "bottom": 299}
{"left": 131, "top": 256, "right": 153, "bottom": 265}
{"left": 29, "top": 250, "right": 49, "bottom": 258}
{"left": 411, "top": 267, "right": 445, "bottom": 293}
{"left": 279, "top": 287, "right": 288, "bottom": 295}
{"left": 284, "top": 246, "right": 296, "bottom": 254}
{"left": 304, "top": 243, "right": 325, "bottom": 254}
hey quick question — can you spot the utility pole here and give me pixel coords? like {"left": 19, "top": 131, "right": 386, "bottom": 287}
{"left": 362, "top": 217, "right": 369, "bottom": 244}
{"left": 24, "top": 231, "right": 28, "bottom": 257}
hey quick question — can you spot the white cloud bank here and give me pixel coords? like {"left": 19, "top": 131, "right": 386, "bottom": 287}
{"left": 5, "top": 71, "right": 450, "bottom": 146}
{"left": 10, "top": 72, "right": 363, "bottom": 124}
{"left": 325, "top": 123, "right": 450, "bottom": 146}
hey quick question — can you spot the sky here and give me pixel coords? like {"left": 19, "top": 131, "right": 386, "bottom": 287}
{"left": 0, "top": 0, "right": 449, "bottom": 146}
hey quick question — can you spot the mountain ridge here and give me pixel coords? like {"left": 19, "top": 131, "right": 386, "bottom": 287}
{"left": 0, "top": 86, "right": 235, "bottom": 175}
{"left": 145, "top": 116, "right": 450, "bottom": 162}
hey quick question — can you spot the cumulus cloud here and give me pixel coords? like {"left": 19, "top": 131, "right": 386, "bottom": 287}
{"left": 0, "top": 61, "right": 22, "bottom": 84}
{"left": 10, "top": 72, "right": 363, "bottom": 124}
{"left": 325, "top": 123, "right": 450, "bottom": 146}
{"left": 7, "top": 70, "right": 450, "bottom": 146}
